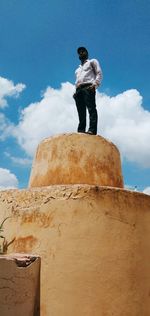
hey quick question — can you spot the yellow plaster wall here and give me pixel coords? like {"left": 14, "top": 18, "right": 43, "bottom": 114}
{"left": 0, "top": 185, "right": 150, "bottom": 316}
{"left": 29, "top": 133, "right": 124, "bottom": 188}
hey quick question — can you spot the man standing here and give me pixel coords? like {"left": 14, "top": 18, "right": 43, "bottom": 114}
{"left": 73, "top": 47, "right": 102, "bottom": 135}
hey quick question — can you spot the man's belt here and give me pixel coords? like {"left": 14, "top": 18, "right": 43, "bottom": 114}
{"left": 76, "top": 83, "right": 92, "bottom": 90}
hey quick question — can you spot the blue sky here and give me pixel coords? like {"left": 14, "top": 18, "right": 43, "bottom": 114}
{"left": 0, "top": 0, "right": 150, "bottom": 193}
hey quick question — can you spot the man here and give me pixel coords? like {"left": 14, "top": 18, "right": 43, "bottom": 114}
{"left": 73, "top": 47, "right": 102, "bottom": 135}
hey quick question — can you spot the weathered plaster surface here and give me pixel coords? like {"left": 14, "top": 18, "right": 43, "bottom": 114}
{"left": 0, "top": 185, "right": 150, "bottom": 316}
{"left": 29, "top": 133, "right": 124, "bottom": 188}
{"left": 0, "top": 254, "right": 40, "bottom": 316}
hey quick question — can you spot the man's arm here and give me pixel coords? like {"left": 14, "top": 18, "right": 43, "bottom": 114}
{"left": 91, "top": 59, "right": 103, "bottom": 89}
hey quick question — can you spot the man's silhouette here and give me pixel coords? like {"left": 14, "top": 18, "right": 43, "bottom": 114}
{"left": 73, "top": 47, "right": 102, "bottom": 135}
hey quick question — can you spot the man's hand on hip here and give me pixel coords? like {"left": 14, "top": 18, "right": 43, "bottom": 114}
{"left": 87, "top": 84, "right": 96, "bottom": 91}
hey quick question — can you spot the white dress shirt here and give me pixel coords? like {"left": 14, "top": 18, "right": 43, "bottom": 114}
{"left": 75, "top": 59, "right": 103, "bottom": 89}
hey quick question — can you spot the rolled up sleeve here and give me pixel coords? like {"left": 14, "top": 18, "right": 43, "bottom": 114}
{"left": 91, "top": 59, "right": 103, "bottom": 88}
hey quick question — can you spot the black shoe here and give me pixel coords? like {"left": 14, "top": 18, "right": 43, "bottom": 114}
{"left": 78, "top": 130, "right": 85, "bottom": 133}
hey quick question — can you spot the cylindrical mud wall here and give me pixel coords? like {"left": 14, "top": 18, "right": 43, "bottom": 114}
{"left": 0, "top": 185, "right": 150, "bottom": 316}
{"left": 29, "top": 133, "right": 124, "bottom": 188}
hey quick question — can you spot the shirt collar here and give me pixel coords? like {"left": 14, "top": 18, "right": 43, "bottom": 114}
{"left": 79, "top": 59, "right": 89, "bottom": 67}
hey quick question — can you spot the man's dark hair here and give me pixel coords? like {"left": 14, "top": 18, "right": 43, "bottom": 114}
{"left": 77, "top": 47, "right": 88, "bottom": 54}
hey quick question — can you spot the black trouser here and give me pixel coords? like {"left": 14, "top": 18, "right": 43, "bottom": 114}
{"left": 74, "top": 84, "right": 98, "bottom": 135}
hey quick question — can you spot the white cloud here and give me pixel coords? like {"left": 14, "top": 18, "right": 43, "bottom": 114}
{"left": 0, "top": 113, "right": 14, "bottom": 140}
{"left": 0, "top": 168, "right": 18, "bottom": 189}
{"left": 4, "top": 152, "right": 32, "bottom": 166}
{"left": 13, "top": 82, "right": 77, "bottom": 156}
{"left": 0, "top": 113, "right": 8, "bottom": 133}
{"left": 0, "top": 76, "right": 26, "bottom": 108}
{"left": 3, "top": 82, "right": 150, "bottom": 169}
{"left": 99, "top": 89, "right": 150, "bottom": 167}
{"left": 143, "top": 187, "right": 150, "bottom": 195}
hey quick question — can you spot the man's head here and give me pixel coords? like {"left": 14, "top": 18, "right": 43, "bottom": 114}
{"left": 77, "top": 47, "right": 88, "bottom": 61}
